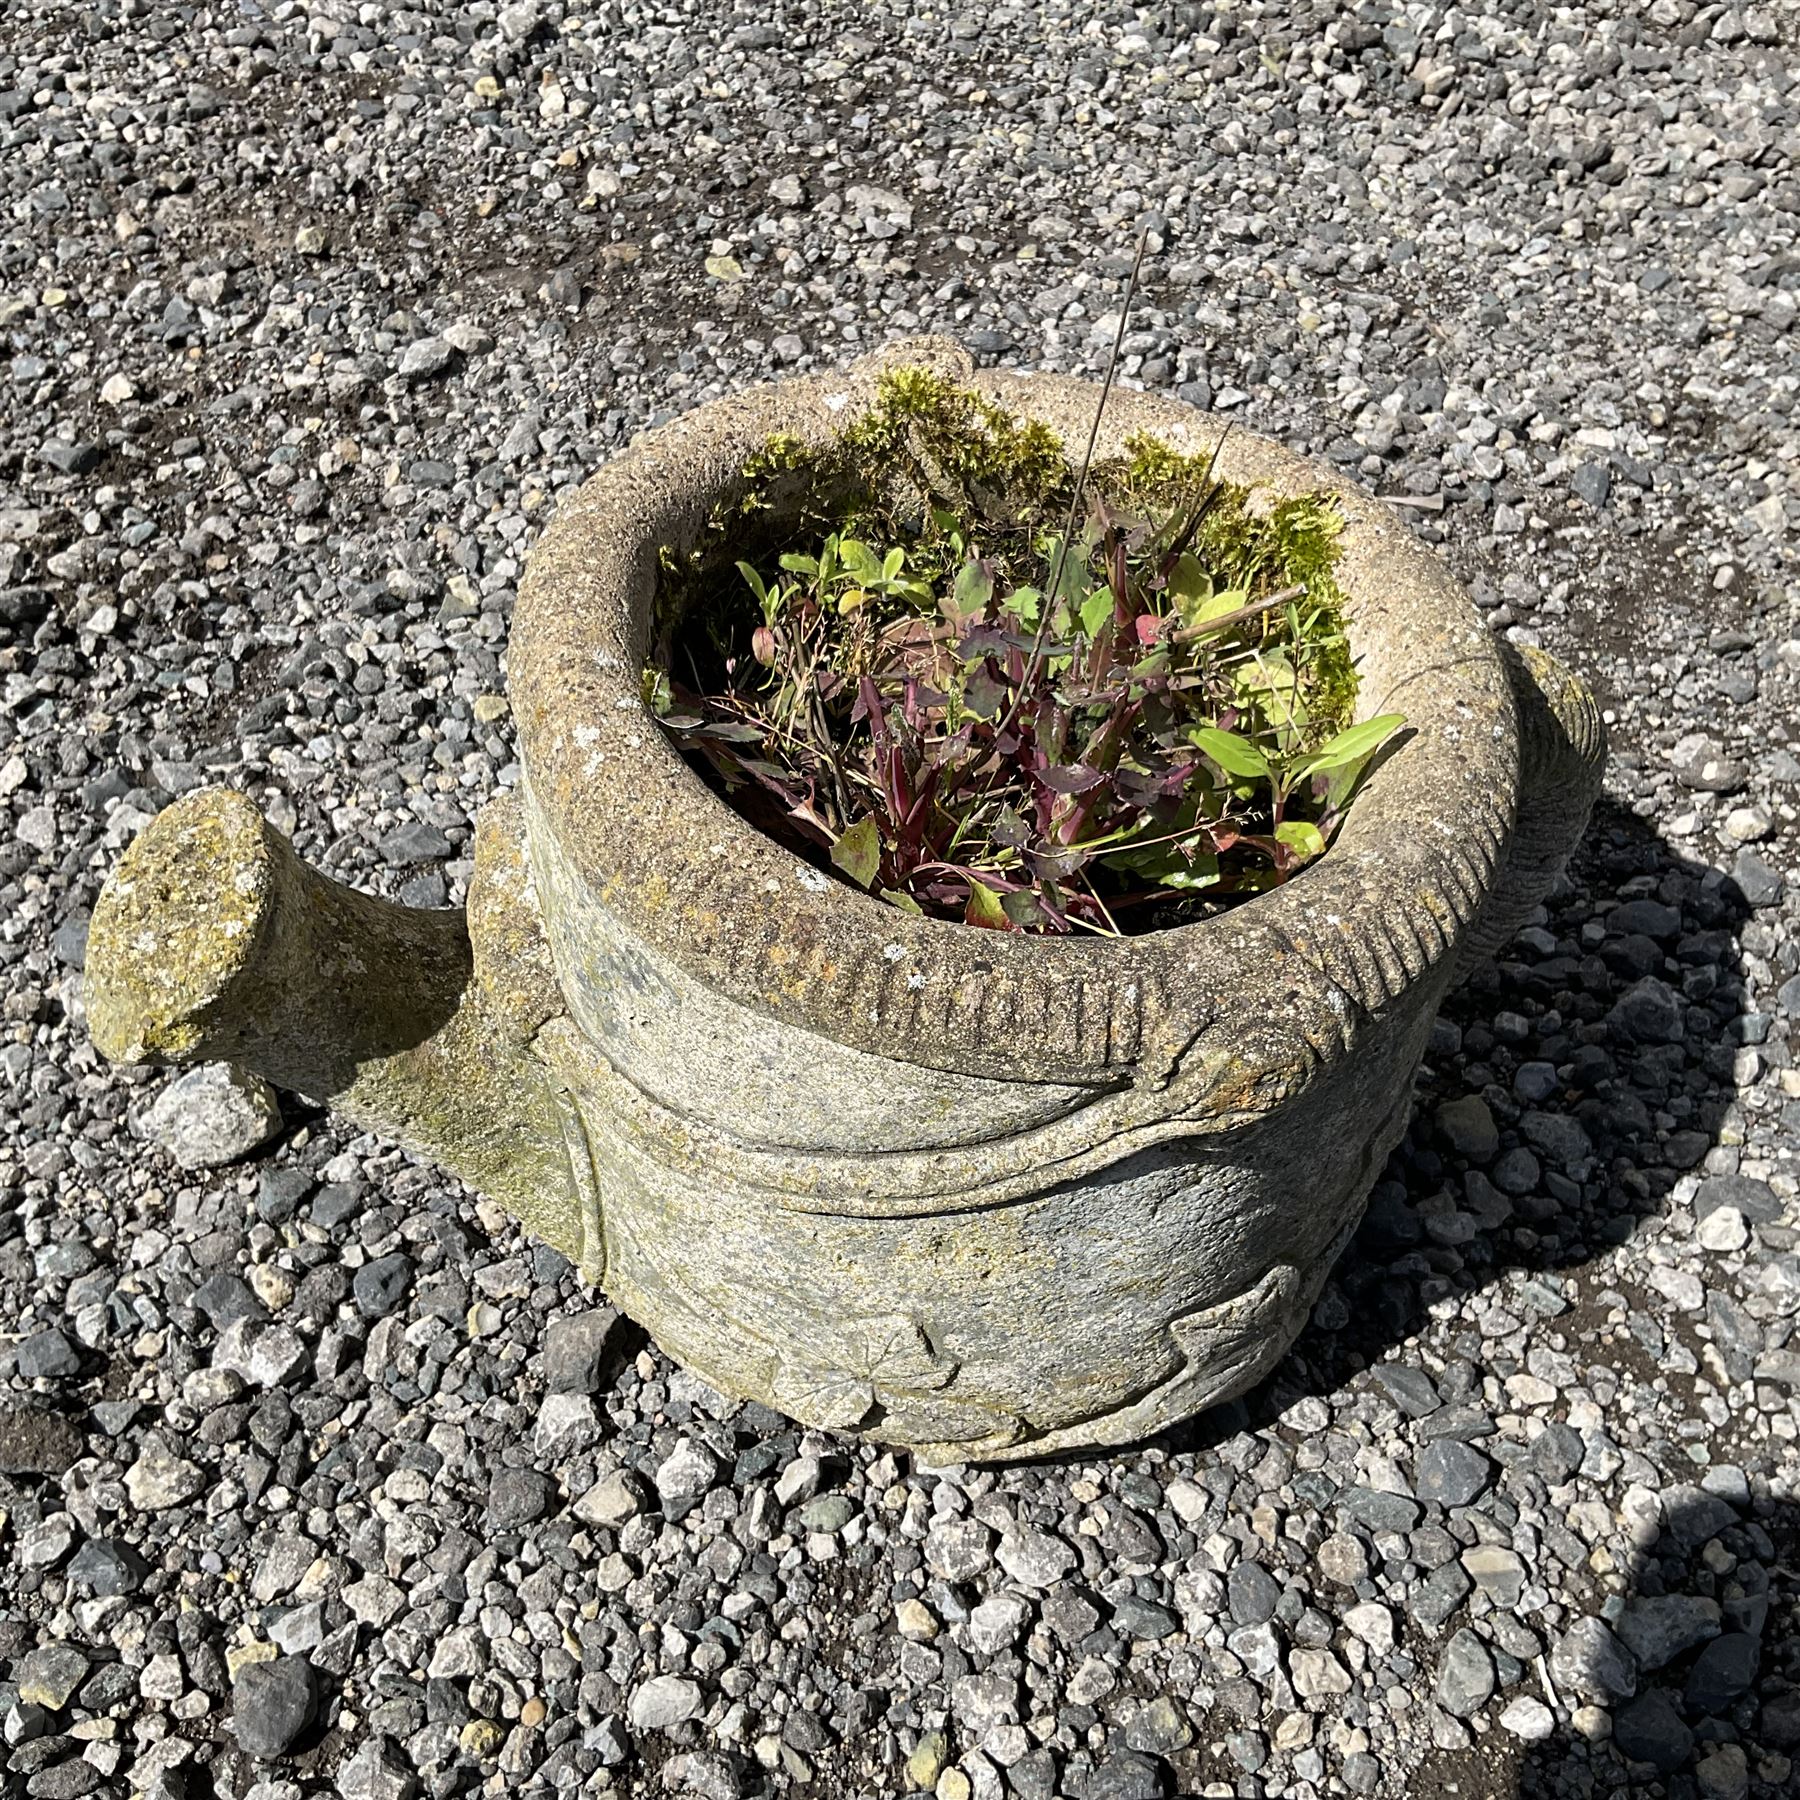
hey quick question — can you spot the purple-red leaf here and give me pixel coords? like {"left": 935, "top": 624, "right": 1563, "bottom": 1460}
{"left": 1036, "top": 763, "right": 1107, "bottom": 796}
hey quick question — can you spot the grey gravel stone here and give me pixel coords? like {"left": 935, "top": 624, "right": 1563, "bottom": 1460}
{"left": 1435, "top": 1096, "right": 1498, "bottom": 1161}
{"left": 1371, "top": 1364, "right": 1440, "bottom": 1419}
{"left": 1696, "top": 1744, "right": 1750, "bottom": 1800}
{"left": 1729, "top": 849, "right": 1783, "bottom": 906}
{"left": 191, "top": 1271, "right": 267, "bottom": 1330}
{"left": 951, "top": 1668, "right": 1018, "bottom": 1728}
{"left": 351, "top": 1254, "right": 414, "bottom": 1320}
{"left": 1227, "top": 1560, "right": 1281, "bottom": 1626}
{"left": 1608, "top": 977, "right": 1685, "bottom": 1045}
{"left": 1415, "top": 1440, "right": 1492, "bottom": 1508}
{"left": 1339, "top": 1487, "right": 1421, "bottom": 1533}
{"left": 1086, "top": 1751, "right": 1164, "bottom": 1800}
{"left": 926, "top": 1517, "right": 995, "bottom": 1582}
{"left": 1617, "top": 1595, "right": 1721, "bottom": 1671}
{"left": 1497, "top": 1696, "right": 1555, "bottom": 1742}
{"left": 0, "top": 1404, "right": 84, "bottom": 1476}
{"left": 1671, "top": 734, "right": 1749, "bottom": 793}
{"left": 966, "top": 1591, "right": 1029, "bottom": 1655}
{"left": 124, "top": 1436, "right": 205, "bottom": 1510}
{"left": 140, "top": 1063, "right": 282, "bottom": 1168}
{"left": 1123, "top": 1694, "right": 1192, "bottom": 1755}
{"left": 654, "top": 1438, "right": 721, "bottom": 1508}
{"left": 1551, "top": 1617, "right": 1638, "bottom": 1703}
{"left": 1292, "top": 1646, "right": 1353, "bottom": 1699}
{"left": 796, "top": 1493, "right": 855, "bottom": 1534}
{"left": 397, "top": 337, "right": 455, "bottom": 381}
{"left": 335, "top": 1738, "right": 417, "bottom": 1800}
{"left": 1763, "top": 1692, "right": 1800, "bottom": 1748}
{"left": 256, "top": 1168, "right": 314, "bottom": 1226}
{"left": 629, "top": 1674, "right": 703, "bottom": 1731}
{"left": 574, "top": 1468, "right": 646, "bottom": 1528}
{"left": 15, "top": 1644, "right": 89, "bottom": 1710}
{"left": 996, "top": 1527, "right": 1075, "bottom": 1588}
{"left": 1614, "top": 1688, "right": 1693, "bottom": 1771}
{"left": 1694, "top": 1173, "right": 1783, "bottom": 1225}
{"left": 1686, "top": 1632, "right": 1760, "bottom": 1714}
{"left": 1435, "top": 1629, "right": 1495, "bottom": 1718}
{"left": 1462, "top": 1545, "right": 1525, "bottom": 1609}
{"left": 376, "top": 818, "right": 453, "bottom": 863}
{"left": 1112, "top": 1594, "right": 1180, "bottom": 1641}
{"left": 12, "top": 1329, "right": 79, "bottom": 1383}
{"left": 232, "top": 1656, "right": 317, "bottom": 1760}
{"left": 23, "top": 1761, "right": 102, "bottom": 1800}
{"left": 485, "top": 1468, "right": 555, "bottom": 1531}
{"left": 543, "top": 1306, "right": 620, "bottom": 1392}
{"left": 67, "top": 1539, "right": 144, "bottom": 1597}
{"left": 38, "top": 439, "right": 98, "bottom": 474}
{"left": 1570, "top": 463, "right": 1611, "bottom": 508}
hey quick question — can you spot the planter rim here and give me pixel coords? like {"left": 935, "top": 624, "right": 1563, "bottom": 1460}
{"left": 511, "top": 337, "right": 1520, "bottom": 1087}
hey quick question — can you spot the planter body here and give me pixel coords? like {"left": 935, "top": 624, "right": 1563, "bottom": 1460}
{"left": 87, "top": 339, "right": 1604, "bottom": 1462}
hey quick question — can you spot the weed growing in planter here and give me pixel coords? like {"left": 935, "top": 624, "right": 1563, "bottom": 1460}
{"left": 647, "top": 370, "right": 1402, "bottom": 935}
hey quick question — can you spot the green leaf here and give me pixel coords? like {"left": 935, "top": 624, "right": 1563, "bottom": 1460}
{"left": 964, "top": 878, "right": 1011, "bottom": 930}
{"left": 1189, "top": 726, "right": 1272, "bottom": 782}
{"left": 735, "top": 561, "right": 768, "bottom": 607}
{"left": 1159, "top": 862, "right": 1222, "bottom": 891}
{"left": 778, "top": 552, "right": 819, "bottom": 577}
{"left": 1002, "top": 584, "right": 1041, "bottom": 627}
{"left": 879, "top": 887, "right": 924, "bottom": 915}
{"left": 882, "top": 546, "right": 906, "bottom": 583}
{"left": 1275, "top": 820, "right": 1327, "bottom": 860}
{"left": 829, "top": 817, "right": 881, "bottom": 888}
{"left": 1046, "top": 538, "right": 1087, "bottom": 604}
{"left": 953, "top": 558, "right": 994, "bottom": 616}
{"left": 1113, "top": 835, "right": 1220, "bottom": 891}
{"left": 1167, "top": 552, "right": 1211, "bottom": 606}
{"left": 838, "top": 538, "right": 881, "bottom": 583}
{"left": 1078, "top": 588, "right": 1113, "bottom": 639}
{"left": 1235, "top": 650, "right": 1305, "bottom": 747}
{"left": 1194, "top": 584, "right": 1249, "bottom": 625}
{"left": 1001, "top": 888, "right": 1047, "bottom": 929}
{"left": 1292, "top": 713, "right": 1406, "bottom": 778}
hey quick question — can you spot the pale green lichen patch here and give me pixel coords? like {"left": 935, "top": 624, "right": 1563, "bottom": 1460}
{"left": 86, "top": 789, "right": 274, "bottom": 1063}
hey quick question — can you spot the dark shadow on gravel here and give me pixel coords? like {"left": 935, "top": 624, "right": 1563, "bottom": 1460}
{"left": 1510, "top": 1489, "right": 1799, "bottom": 1800}
{"left": 1164, "top": 794, "right": 1755, "bottom": 1453}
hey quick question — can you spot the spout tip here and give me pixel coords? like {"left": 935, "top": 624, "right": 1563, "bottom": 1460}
{"left": 87, "top": 787, "right": 278, "bottom": 1067}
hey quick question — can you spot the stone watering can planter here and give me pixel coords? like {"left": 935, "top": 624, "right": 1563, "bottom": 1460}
{"left": 86, "top": 339, "right": 1605, "bottom": 1464}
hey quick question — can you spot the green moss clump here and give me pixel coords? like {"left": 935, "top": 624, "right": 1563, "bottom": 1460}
{"left": 655, "top": 376, "right": 1359, "bottom": 745}
{"left": 654, "top": 370, "right": 1076, "bottom": 665}
{"left": 1106, "top": 433, "right": 1359, "bottom": 739}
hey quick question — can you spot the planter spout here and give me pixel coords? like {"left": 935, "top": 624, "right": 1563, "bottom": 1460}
{"left": 87, "top": 787, "right": 590, "bottom": 1266}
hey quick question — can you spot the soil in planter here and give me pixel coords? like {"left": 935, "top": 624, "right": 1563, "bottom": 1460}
{"left": 645, "top": 368, "right": 1403, "bottom": 936}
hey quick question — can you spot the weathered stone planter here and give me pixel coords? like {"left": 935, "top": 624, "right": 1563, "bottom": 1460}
{"left": 87, "top": 339, "right": 1604, "bottom": 1463}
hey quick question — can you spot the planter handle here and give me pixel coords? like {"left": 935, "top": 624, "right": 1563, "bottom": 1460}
{"left": 1452, "top": 639, "right": 1606, "bottom": 980}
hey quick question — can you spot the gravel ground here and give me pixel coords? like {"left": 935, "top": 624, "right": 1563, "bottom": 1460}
{"left": 3, "top": 2, "right": 1798, "bottom": 1798}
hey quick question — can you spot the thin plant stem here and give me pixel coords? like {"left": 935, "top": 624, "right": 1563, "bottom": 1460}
{"left": 995, "top": 227, "right": 1151, "bottom": 742}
